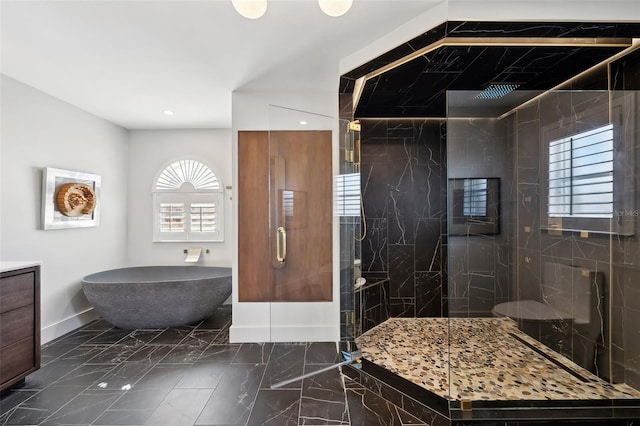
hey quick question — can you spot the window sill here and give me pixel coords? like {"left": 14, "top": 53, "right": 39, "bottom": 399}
{"left": 539, "top": 226, "right": 634, "bottom": 237}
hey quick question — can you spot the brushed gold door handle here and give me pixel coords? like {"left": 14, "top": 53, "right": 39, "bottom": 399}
{"left": 276, "top": 226, "right": 287, "bottom": 263}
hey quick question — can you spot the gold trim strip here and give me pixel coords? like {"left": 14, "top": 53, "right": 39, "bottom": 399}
{"left": 366, "top": 37, "right": 631, "bottom": 81}
{"left": 354, "top": 37, "right": 632, "bottom": 112}
{"left": 497, "top": 39, "right": 640, "bottom": 119}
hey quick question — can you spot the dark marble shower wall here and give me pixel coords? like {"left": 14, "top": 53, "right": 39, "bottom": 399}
{"left": 447, "top": 118, "right": 515, "bottom": 317}
{"left": 360, "top": 119, "right": 447, "bottom": 318}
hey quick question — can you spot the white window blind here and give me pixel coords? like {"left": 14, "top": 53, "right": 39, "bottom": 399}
{"left": 334, "top": 173, "right": 361, "bottom": 217}
{"left": 548, "top": 124, "right": 613, "bottom": 218}
{"left": 463, "top": 178, "right": 488, "bottom": 217}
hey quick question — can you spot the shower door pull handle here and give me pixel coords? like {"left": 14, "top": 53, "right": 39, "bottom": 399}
{"left": 276, "top": 226, "right": 287, "bottom": 264}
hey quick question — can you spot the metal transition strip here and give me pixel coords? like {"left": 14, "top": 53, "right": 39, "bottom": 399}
{"left": 509, "top": 333, "right": 590, "bottom": 383}
{"left": 270, "top": 350, "right": 362, "bottom": 389}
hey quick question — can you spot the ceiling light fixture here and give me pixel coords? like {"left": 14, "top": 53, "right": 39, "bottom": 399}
{"left": 232, "top": 0, "right": 267, "bottom": 19}
{"left": 475, "top": 83, "right": 521, "bottom": 99}
{"left": 162, "top": 110, "right": 174, "bottom": 116}
{"left": 231, "top": 0, "right": 352, "bottom": 18}
{"left": 318, "top": 0, "right": 353, "bottom": 17}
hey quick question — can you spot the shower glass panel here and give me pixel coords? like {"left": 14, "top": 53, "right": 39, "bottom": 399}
{"left": 446, "top": 89, "right": 640, "bottom": 419}
{"left": 266, "top": 105, "right": 359, "bottom": 344}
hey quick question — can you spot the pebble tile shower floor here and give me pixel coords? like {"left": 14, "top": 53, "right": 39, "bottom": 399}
{"left": 0, "top": 306, "right": 425, "bottom": 426}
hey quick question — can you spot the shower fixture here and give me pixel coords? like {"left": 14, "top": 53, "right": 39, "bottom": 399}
{"left": 232, "top": 0, "right": 352, "bottom": 19}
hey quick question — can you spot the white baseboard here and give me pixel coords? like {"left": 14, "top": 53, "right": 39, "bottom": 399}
{"left": 270, "top": 325, "right": 338, "bottom": 342}
{"left": 41, "top": 308, "right": 100, "bottom": 344}
{"left": 229, "top": 324, "right": 338, "bottom": 343}
{"left": 229, "top": 325, "right": 271, "bottom": 343}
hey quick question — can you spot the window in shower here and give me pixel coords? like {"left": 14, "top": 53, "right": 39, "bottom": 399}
{"left": 548, "top": 123, "right": 614, "bottom": 218}
{"left": 152, "top": 159, "right": 224, "bottom": 242}
{"left": 448, "top": 177, "right": 500, "bottom": 235}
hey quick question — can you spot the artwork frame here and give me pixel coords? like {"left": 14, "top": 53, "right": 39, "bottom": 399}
{"left": 448, "top": 177, "right": 500, "bottom": 236}
{"left": 42, "top": 167, "right": 101, "bottom": 230}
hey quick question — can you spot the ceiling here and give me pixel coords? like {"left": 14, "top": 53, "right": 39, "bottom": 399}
{"left": 0, "top": 0, "right": 441, "bottom": 129}
{"left": 349, "top": 21, "right": 640, "bottom": 119}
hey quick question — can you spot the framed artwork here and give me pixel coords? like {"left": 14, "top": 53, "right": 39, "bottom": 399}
{"left": 448, "top": 177, "right": 500, "bottom": 236}
{"left": 42, "top": 167, "right": 101, "bottom": 230}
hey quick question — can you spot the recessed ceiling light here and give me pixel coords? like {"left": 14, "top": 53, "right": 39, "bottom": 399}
{"left": 162, "top": 110, "right": 174, "bottom": 116}
{"left": 299, "top": 120, "right": 308, "bottom": 125}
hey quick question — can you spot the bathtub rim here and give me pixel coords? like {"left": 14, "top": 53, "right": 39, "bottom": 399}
{"left": 81, "top": 265, "right": 232, "bottom": 284}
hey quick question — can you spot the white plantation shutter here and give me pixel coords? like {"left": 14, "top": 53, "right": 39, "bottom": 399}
{"left": 153, "top": 160, "right": 224, "bottom": 242}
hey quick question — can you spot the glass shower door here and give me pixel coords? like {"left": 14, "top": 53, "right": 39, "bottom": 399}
{"left": 266, "top": 105, "right": 356, "bottom": 343}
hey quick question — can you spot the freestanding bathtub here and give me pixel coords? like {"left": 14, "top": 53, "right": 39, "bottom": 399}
{"left": 82, "top": 266, "right": 232, "bottom": 329}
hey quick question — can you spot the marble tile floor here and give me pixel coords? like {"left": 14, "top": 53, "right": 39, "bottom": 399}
{"left": 356, "top": 317, "right": 640, "bottom": 402}
{"left": 0, "top": 306, "right": 426, "bottom": 426}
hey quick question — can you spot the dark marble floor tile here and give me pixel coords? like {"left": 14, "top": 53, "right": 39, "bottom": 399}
{"left": 175, "top": 362, "right": 225, "bottom": 389}
{"left": 195, "top": 363, "right": 266, "bottom": 426}
{"left": 158, "top": 336, "right": 210, "bottom": 364}
{"left": 85, "top": 329, "right": 132, "bottom": 345}
{"left": 40, "top": 341, "right": 79, "bottom": 362}
{"left": 148, "top": 327, "right": 191, "bottom": 345}
{"left": 305, "top": 342, "right": 341, "bottom": 364}
{"left": 110, "top": 387, "right": 172, "bottom": 411}
{"left": 115, "top": 330, "right": 163, "bottom": 347}
{"left": 40, "top": 389, "right": 123, "bottom": 425}
{"left": 93, "top": 408, "right": 153, "bottom": 425}
{"left": 132, "top": 364, "right": 186, "bottom": 390}
{"left": 196, "top": 306, "right": 231, "bottom": 330}
{"left": 86, "top": 344, "right": 140, "bottom": 364}
{"left": 55, "top": 329, "right": 107, "bottom": 346}
{"left": 143, "top": 388, "right": 212, "bottom": 426}
{"left": 299, "top": 366, "right": 350, "bottom": 425}
{"left": 198, "top": 344, "right": 240, "bottom": 363}
{"left": 125, "top": 345, "right": 173, "bottom": 363}
{"left": 0, "top": 390, "right": 38, "bottom": 416}
{"left": 21, "top": 361, "right": 86, "bottom": 390}
{"left": 81, "top": 319, "right": 115, "bottom": 331}
{"left": 55, "top": 346, "right": 105, "bottom": 365}
{"left": 211, "top": 327, "right": 230, "bottom": 344}
{"left": 189, "top": 330, "right": 221, "bottom": 347}
{"left": 87, "top": 362, "right": 154, "bottom": 391}
{"left": 246, "top": 389, "right": 301, "bottom": 426}
{"left": 261, "top": 344, "right": 306, "bottom": 389}
{"left": 53, "top": 364, "right": 115, "bottom": 387}
{"left": 2, "top": 386, "right": 84, "bottom": 425}
{"left": 232, "top": 343, "right": 273, "bottom": 364}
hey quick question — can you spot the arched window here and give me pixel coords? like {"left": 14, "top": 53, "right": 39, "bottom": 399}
{"left": 152, "top": 159, "right": 224, "bottom": 242}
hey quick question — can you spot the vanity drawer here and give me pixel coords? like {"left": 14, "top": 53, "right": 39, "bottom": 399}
{"left": 0, "top": 265, "right": 40, "bottom": 392}
{"left": 0, "top": 271, "right": 35, "bottom": 313}
{"left": 0, "top": 305, "right": 34, "bottom": 348}
{"left": 0, "top": 337, "right": 35, "bottom": 385}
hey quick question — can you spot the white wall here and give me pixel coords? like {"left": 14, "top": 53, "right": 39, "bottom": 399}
{"left": 0, "top": 75, "right": 129, "bottom": 343}
{"left": 127, "top": 129, "right": 233, "bottom": 267}
{"left": 230, "top": 91, "right": 341, "bottom": 343}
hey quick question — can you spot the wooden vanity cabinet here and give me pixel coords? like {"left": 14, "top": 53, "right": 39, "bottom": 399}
{"left": 1, "top": 265, "right": 40, "bottom": 392}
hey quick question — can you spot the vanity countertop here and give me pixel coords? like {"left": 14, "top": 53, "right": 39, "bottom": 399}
{"left": 1, "top": 261, "right": 42, "bottom": 273}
